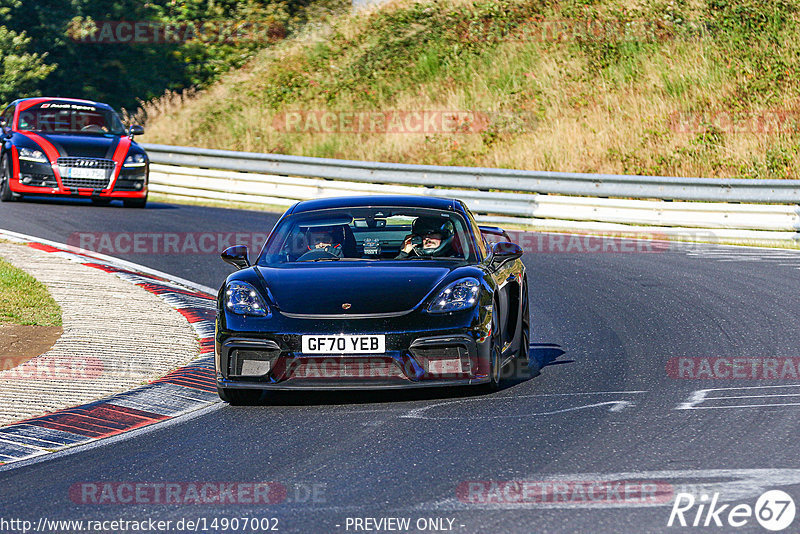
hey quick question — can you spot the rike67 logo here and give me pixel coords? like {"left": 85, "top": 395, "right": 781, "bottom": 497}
{"left": 668, "top": 490, "right": 796, "bottom": 531}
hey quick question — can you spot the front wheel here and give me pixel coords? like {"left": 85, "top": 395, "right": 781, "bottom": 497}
{"left": 516, "top": 279, "right": 530, "bottom": 361}
{"left": 0, "top": 155, "right": 14, "bottom": 202}
{"left": 516, "top": 278, "right": 539, "bottom": 377}
{"left": 484, "top": 304, "right": 502, "bottom": 392}
{"left": 217, "top": 386, "right": 262, "bottom": 406}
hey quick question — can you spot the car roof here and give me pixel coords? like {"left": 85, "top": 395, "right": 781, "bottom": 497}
{"left": 289, "top": 195, "right": 461, "bottom": 214}
{"left": 12, "top": 97, "right": 113, "bottom": 110}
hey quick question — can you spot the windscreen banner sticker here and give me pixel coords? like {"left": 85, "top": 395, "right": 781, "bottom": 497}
{"left": 39, "top": 103, "right": 99, "bottom": 112}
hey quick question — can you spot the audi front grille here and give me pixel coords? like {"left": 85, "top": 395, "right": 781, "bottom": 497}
{"left": 56, "top": 157, "right": 116, "bottom": 189}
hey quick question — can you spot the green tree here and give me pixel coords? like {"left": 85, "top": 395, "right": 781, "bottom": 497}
{"left": 2, "top": 0, "right": 346, "bottom": 110}
{"left": 0, "top": 0, "right": 56, "bottom": 103}
{"left": 0, "top": 26, "right": 56, "bottom": 103}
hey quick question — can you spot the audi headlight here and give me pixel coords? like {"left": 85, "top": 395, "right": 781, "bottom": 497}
{"left": 427, "top": 278, "right": 480, "bottom": 313}
{"left": 124, "top": 153, "right": 146, "bottom": 167}
{"left": 225, "top": 281, "right": 268, "bottom": 317}
{"left": 18, "top": 148, "right": 48, "bottom": 163}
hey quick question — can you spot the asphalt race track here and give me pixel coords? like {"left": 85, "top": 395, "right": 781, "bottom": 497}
{"left": 3, "top": 197, "right": 800, "bottom": 533}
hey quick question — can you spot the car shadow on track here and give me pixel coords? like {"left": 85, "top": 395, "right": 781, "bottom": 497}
{"left": 244, "top": 342, "right": 571, "bottom": 406}
{"left": 498, "top": 342, "right": 571, "bottom": 390}
{"left": 258, "top": 387, "right": 488, "bottom": 407}
{"left": 531, "top": 343, "right": 571, "bottom": 369}
{"left": 10, "top": 196, "right": 177, "bottom": 209}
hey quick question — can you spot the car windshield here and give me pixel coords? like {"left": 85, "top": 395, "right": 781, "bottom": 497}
{"left": 259, "top": 207, "right": 475, "bottom": 265}
{"left": 17, "top": 101, "right": 126, "bottom": 135}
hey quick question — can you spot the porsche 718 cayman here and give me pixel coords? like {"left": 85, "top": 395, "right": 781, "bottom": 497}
{"left": 215, "top": 195, "right": 532, "bottom": 404}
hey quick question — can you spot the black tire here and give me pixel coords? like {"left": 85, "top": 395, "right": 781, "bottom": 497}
{"left": 217, "top": 386, "right": 262, "bottom": 405}
{"left": 484, "top": 304, "right": 502, "bottom": 391}
{"left": 517, "top": 278, "right": 539, "bottom": 377}
{"left": 123, "top": 195, "right": 147, "bottom": 208}
{"left": 516, "top": 279, "right": 531, "bottom": 360}
{"left": 0, "top": 155, "right": 14, "bottom": 202}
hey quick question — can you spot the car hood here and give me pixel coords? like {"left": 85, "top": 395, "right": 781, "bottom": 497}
{"left": 33, "top": 133, "right": 121, "bottom": 159}
{"left": 256, "top": 263, "right": 458, "bottom": 315}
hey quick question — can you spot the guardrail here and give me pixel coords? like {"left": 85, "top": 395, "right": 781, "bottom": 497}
{"left": 141, "top": 143, "right": 800, "bottom": 242}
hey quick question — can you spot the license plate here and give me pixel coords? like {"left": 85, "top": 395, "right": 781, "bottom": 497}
{"left": 65, "top": 167, "right": 106, "bottom": 180}
{"left": 301, "top": 335, "right": 385, "bottom": 354}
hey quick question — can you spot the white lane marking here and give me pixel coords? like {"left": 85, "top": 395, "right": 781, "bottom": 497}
{"left": 679, "top": 403, "right": 800, "bottom": 409}
{"left": 687, "top": 253, "right": 800, "bottom": 260}
{"left": 714, "top": 258, "right": 779, "bottom": 262}
{"left": 712, "top": 393, "right": 800, "bottom": 400}
{"left": 400, "top": 391, "right": 645, "bottom": 420}
{"left": 403, "top": 400, "right": 635, "bottom": 420}
{"left": 421, "top": 469, "right": 800, "bottom": 510}
{"left": 697, "top": 253, "right": 800, "bottom": 257}
{"left": 491, "top": 390, "right": 648, "bottom": 396}
{"left": 677, "top": 384, "right": 800, "bottom": 410}
{"left": 252, "top": 391, "right": 649, "bottom": 419}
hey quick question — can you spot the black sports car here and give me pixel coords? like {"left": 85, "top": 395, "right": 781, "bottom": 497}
{"left": 0, "top": 97, "right": 148, "bottom": 207}
{"left": 215, "top": 195, "right": 532, "bottom": 404}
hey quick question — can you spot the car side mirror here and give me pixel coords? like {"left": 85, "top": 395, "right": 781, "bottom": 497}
{"left": 0, "top": 118, "right": 10, "bottom": 138}
{"left": 479, "top": 225, "right": 512, "bottom": 242}
{"left": 128, "top": 124, "right": 145, "bottom": 138}
{"left": 491, "top": 241, "right": 523, "bottom": 265}
{"left": 221, "top": 245, "right": 250, "bottom": 270}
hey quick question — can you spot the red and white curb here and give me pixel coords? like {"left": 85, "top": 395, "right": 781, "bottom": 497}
{"left": 0, "top": 230, "right": 219, "bottom": 467}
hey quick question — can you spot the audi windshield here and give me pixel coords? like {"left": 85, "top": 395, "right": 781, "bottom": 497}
{"left": 17, "top": 101, "right": 126, "bottom": 135}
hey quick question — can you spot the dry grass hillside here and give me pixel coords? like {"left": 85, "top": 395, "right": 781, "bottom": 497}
{"left": 138, "top": 0, "right": 800, "bottom": 178}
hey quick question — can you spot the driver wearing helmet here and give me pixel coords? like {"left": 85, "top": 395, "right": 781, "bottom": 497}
{"left": 396, "top": 217, "right": 455, "bottom": 259}
{"left": 304, "top": 225, "right": 345, "bottom": 259}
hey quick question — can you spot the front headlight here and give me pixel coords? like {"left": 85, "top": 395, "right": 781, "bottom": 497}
{"left": 18, "top": 148, "right": 48, "bottom": 163}
{"left": 224, "top": 281, "right": 269, "bottom": 317}
{"left": 427, "top": 277, "right": 480, "bottom": 313}
{"left": 124, "top": 153, "right": 146, "bottom": 167}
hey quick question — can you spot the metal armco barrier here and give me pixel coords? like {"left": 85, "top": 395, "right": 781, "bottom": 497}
{"left": 141, "top": 143, "right": 800, "bottom": 242}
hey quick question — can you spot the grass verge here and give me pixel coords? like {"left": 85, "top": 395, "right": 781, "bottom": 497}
{"left": 0, "top": 258, "right": 62, "bottom": 327}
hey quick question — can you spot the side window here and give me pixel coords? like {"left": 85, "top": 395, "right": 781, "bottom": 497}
{"left": 1, "top": 105, "right": 14, "bottom": 129}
